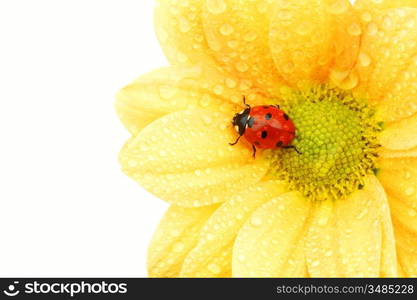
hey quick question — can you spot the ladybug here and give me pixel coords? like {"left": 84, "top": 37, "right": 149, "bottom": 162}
{"left": 230, "top": 96, "right": 300, "bottom": 158}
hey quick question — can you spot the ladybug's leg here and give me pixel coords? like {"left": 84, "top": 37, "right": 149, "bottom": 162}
{"left": 242, "top": 96, "right": 250, "bottom": 108}
{"left": 273, "top": 104, "right": 280, "bottom": 109}
{"left": 283, "top": 145, "right": 302, "bottom": 154}
{"left": 229, "top": 135, "right": 242, "bottom": 146}
{"left": 252, "top": 144, "right": 257, "bottom": 158}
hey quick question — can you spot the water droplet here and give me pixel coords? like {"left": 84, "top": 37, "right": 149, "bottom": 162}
{"left": 236, "top": 213, "right": 244, "bottom": 220}
{"left": 206, "top": 233, "right": 215, "bottom": 241}
{"left": 282, "top": 62, "right": 295, "bottom": 74}
{"left": 311, "top": 260, "right": 320, "bottom": 267}
{"left": 159, "top": 150, "right": 167, "bottom": 157}
{"left": 128, "top": 160, "right": 138, "bottom": 168}
{"left": 200, "top": 94, "right": 211, "bottom": 107}
{"left": 356, "top": 208, "right": 368, "bottom": 220}
{"left": 171, "top": 230, "right": 181, "bottom": 237}
{"left": 296, "top": 22, "right": 312, "bottom": 36}
{"left": 159, "top": 85, "right": 176, "bottom": 99}
{"left": 348, "top": 23, "right": 362, "bottom": 36}
{"left": 213, "top": 84, "right": 224, "bottom": 95}
{"left": 206, "top": 0, "right": 227, "bottom": 14}
{"left": 250, "top": 216, "right": 263, "bottom": 227}
{"left": 173, "top": 242, "right": 185, "bottom": 253}
{"left": 208, "top": 263, "right": 221, "bottom": 274}
{"left": 219, "top": 23, "right": 234, "bottom": 36}
{"left": 338, "top": 71, "right": 358, "bottom": 90}
{"left": 367, "top": 23, "right": 378, "bottom": 36}
{"left": 179, "top": 17, "right": 191, "bottom": 33}
{"left": 361, "top": 12, "right": 372, "bottom": 23}
{"left": 225, "top": 78, "right": 237, "bottom": 89}
{"left": 405, "top": 187, "right": 415, "bottom": 196}
{"left": 236, "top": 62, "right": 249, "bottom": 72}
{"left": 382, "top": 16, "right": 393, "bottom": 30}
{"left": 244, "top": 31, "right": 257, "bottom": 42}
{"left": 317, "top": 216, "right": 329, "bottom": 226}
{"left": 408, "top": 209, "right": 417, "bottom": 217}
{"left": 278, "top": 10, "right": 292, "bottom": 20}
{"left": 358, "top": 52, "right": 372, "bottom": 67}
{"left": 328, "top": 0, "right": 349, "bottom": 15}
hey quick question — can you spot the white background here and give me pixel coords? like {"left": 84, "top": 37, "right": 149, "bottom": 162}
{"left": 0, "top": 0, "right": 168, "bottom": 277}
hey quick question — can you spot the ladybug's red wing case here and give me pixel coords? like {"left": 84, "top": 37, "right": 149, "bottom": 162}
{"left": 244, "top": 106, "right": 296, "bottom": 149}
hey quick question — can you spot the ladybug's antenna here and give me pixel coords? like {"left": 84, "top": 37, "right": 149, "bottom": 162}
{"left": 229, "top": 135, "right": 242, "bottom": 146}
{"left": 243, "top": 96, "right": 250, "bottom": 108}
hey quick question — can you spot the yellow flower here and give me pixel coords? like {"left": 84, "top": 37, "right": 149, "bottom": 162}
{"left": 116, "top": 0, "right": 417, "bottom": 277}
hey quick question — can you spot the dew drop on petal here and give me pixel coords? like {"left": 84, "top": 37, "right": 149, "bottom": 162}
{"left": 408, "top": 209, "right": 417, "bottom": 217}
{"left": 328, "top": 0, "right": 349, "bottom": 15}
{"left": 200, "top": 94, "right": 211, "bottom": 107}
{"left": 206, "top": 0, "right": 227, "bottom": 14}
{"left": 358, "top": 52, "right": 372, "bottom": 67}
{"left": 225, "top": 78, "right": 237, "bottom": 89}
{"left": 207, "top": 263, "right": 221, "bottom": 274}
{"left": 173, "top": 242, "right": 185, "bottom": 253}
{"left": 348, "top": 23, "right": 362, "bottom": 36}
{"left": 317, "top": 216, "right": 329, "bottom": 226}
{"left": 361, "top": 12, "right": 372, "bottom": 23}
{"left": 219, "top": 23, "right": 234, "bottom": 36}
{"left": 237, "top": 254, "right": 245, "bottom": 262}
{"left": 159, "top": 85, "right": 176, "bottom": 99}
{"left": 236, "top": 62, "right": 249, "bottom": 72}
{"left": 405, "top": 187, "right": 415, "bottom": 196}
{"left": 367, "top": 23, "right": 378, "bottom": 36}
{"left": 382, "top": 16, "right": 393, "bottom": 30}
{"left": 250, "top": 216, "right": 263, "bottom": 227}
{"left": 244, "top": 31, "right": 257, "bottom": 42}
{"left": 171, "top": 230, "right": 181, "bottom": 237}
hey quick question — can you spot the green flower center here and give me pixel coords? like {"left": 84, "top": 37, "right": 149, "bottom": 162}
{"left": 268, "top": 86, "right": 381, "bottom": 201}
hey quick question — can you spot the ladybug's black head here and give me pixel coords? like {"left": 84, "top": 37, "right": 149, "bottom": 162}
{"left": 232, "top": 108, "right": 250, "bottom": 136}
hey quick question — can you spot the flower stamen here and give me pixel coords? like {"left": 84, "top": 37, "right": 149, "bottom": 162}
{"left": 268, "top": 86, "right": 382, "bottom": 201}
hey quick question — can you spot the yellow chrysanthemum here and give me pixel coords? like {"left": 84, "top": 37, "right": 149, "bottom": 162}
{"left": 116, "top": 0, "right": 417, "bottom": 277}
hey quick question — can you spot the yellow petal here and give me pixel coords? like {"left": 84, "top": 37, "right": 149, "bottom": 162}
{"left": 116, "top": 65, "right": 243, "bottom": 135}
{"left": 269, "top": 0, "right": 359, "bottom": 87}
{"left": 379, "top": 113, "right": 417, "bottom": 151}
{"left": 379, "top": 154, "right": 417, "bottom": 210}
{"left": 119, "top": 109, "right": 269, "bottom": 207}
{"left": 180, "top": 180, "right": 288, "bottom": 277}
{"left": 355, "top": 0, "right": 417, "bottom": 12}
{"left": 380, "top": 192, "right": 399, "bottom": 277}
{"left": 201, "top": 0, "right": 284, "bottom": 96}
{"left": 389, "top": 195, "right": 417, "bottom": 233}
{"left": 147, "top": 204, "right": 218, "bottom": 277}
{"left": 392, "top": 220, "right": 417, "bottom": 277}
{"left": 154, "top": 0, "right": 215, "bottom": 66}
{"left": 233, "top": 192, "right": 311, "bottom": 277}
{"left": 354, "top": 7, "right": 417, "bottom": 122}
{"left": 306, "top": 176, "right": 386, "bottom": 277}
{"left": 380, "top": 146, "right": 417, "bottom": 159}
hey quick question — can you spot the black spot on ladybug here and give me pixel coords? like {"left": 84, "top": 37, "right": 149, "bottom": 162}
{"left": 248, "top": 117, "right": 255, "bottom": 128}
{"left": 261, "top": 131, "right": 268, "bottom": 139}
{"left": 283, "top": 113, "right": 289, "bottom": 120}
{"left": 254, "top": 141, "right": 260, "bottom": 146}
{"left": 265, "top": 113, "right": 272, "bottom": 120}
{"left": 276, "top": 141, "right": 283, "bottom": 147}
